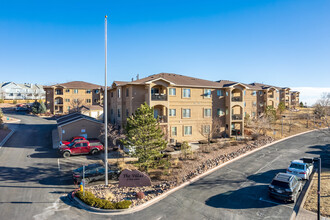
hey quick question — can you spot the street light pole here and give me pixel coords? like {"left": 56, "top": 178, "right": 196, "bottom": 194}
{"left": 104, "top": 15, "right": 108, "bottom": 185}
{"left": 318, "top": 158, "right": 321, "bottom": 220}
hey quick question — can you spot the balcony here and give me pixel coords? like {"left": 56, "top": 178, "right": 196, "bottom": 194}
{"left": 232, "top": 97, "right": 242, "bottom": 102}
{"left": 232, "top": 114, "right": 243, "bottom": 120}
{"left": 231, "top": 129, "right": 242, "bottom": 136}
{"left": 268, "top": 95, "right": 274, "bottom": 98}
{"left": 156, "top": 115, "right": 167, "bottom": 123}
{"left": 151, "top": 94, "right": 167, "bottom": 101}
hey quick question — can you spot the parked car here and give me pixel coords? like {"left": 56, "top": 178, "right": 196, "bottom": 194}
{"left": 72, "top": 163, "right": 120, "bottom": 184}
{"left": 286, "top": 159, "right": 313, "bottom": 180}
{"left": 59, "top": 140, "right": 103, "bottom": 158}
{"left": 60, "top": 136, "right": 100, "bottom": 146}
{"left": 268, "top": 173, "right": 302, "bottom": 203}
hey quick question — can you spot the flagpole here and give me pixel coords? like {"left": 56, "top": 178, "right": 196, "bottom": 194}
{"left": 104, "top": 15, "right": 108, "bottom": 185}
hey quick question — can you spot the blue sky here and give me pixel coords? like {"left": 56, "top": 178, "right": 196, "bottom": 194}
{"left": 0, "top": 1, "right": 329, "bottom": 104}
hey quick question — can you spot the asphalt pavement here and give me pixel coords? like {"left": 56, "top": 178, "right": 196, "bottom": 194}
{"left": 0, "top": 112, "right": 329, "bottom": 220}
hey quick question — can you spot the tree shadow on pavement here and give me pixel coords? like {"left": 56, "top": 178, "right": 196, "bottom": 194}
{"left": 306, "top": 144, "right": 330, "bottom": 170}
{"left": 247, "top": 169, "right": 285, "bottom": 184}
{"left": 205, "top": 185, "right": 285, "bottom": 209}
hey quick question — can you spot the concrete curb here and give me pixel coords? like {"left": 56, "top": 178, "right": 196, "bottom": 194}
{"left": 70, "top": 128, "right": 323, "bottom": 216}
{"left": 291, "top": 170, "right": 316, "bottom": 220}
{"left": 0, "top": 129, "right": 15, "bottom": 147}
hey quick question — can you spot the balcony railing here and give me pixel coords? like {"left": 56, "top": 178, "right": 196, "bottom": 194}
{"left": 156, "top": 116, "right": 167, "bottom": 123}
{"left": 151, "top": 94, "right": 167, "bottom": 101}
{"left": 55, "top": 101, "right": 63, "bottom": 105}
{"left": 55, "top": 90, "right": 63, "bottom": 95}
{"left": 231, "top": 129, "right": 242, "bottom": 136}
{"left": 268, "top": 95, "right": 274, "bottom": 98}
{"left": 232, "top": 114, "right": 243, "bottom": 120}
{"left": 231, "top": 97, "right": 242, "bottom": 102}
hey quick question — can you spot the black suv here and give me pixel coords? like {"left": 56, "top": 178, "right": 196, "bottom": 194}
{"left": 268, "top": 173, "right": 302, "bottom": 203}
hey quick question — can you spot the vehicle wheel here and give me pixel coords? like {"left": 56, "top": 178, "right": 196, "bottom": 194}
{"left": 63, "top": 151, "right": 70, "bottom": 158}
{"left": 91, "top": 149, "right": 98, "bottom": 155}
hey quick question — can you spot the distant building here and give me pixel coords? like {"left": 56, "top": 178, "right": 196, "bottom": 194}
{"left": 44, "top": 81, "right": 102, "bottom": 115}
{"left": 0, "top": 82, "right": 45, "bottom": 100}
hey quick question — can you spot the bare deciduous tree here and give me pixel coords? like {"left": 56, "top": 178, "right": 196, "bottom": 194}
{"left": 250, "top": 116, "right": 272, "bottom": 140}
{"left": 314, "top": 92, "right": 330, "bottom": 133}
{"left": 199, "top": 117, "right": 223, "bottom": 145}
{"left": 69, "top": 98, "right": 84, "bottom": 113}
{"left": 99, "top": 124, "right": 125, "bottom": 149}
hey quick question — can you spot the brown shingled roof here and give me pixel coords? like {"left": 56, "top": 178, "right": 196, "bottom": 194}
{"left": 52, "top": 81, "right": 101, "bottom": 89}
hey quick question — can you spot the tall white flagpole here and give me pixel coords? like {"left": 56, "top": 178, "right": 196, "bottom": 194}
{"left": 104, "top": 15, "right": 108, "bottom": 185}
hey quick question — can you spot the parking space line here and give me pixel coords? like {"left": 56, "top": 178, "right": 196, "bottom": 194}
{"left": 57, "top": 158, "right": 60, "bottom": 171}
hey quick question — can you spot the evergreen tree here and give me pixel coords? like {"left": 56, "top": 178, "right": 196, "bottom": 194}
{"left": 0, "top": 108, "right": 4, "bottom": 129}
{"left": 40, "top": 101, "right": 46, "bottom": 114}
{"left": 31, "top": 101, "right": 46, "bottom": 114}
{"left": 123, "top": 103, "right": 167, "bottom": 172}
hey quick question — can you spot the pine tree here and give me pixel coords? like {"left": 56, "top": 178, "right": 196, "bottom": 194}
{"left": 123, "top": 103, "right": 167, "bottom": 172}
{"left": 40, "top": 101, "right": 46, "bottom": 114}
{"left": 0, "top": 108, "right": 4, "bottom": 129}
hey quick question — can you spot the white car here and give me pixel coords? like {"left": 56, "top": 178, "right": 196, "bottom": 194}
{"left": 286, "top": 160, "right": 313, "bottom": 180}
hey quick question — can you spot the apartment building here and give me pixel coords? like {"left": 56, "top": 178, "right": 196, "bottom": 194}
{"left": 291, "top": 91, "right": 300, "bottom": 107}
{"left": 107, "top": 73, "right": 299, "bottom": 142}
{"left": 0, "top": 82, "right": 45, "bottom": 100}
{"left": 44, "top": 81, "right": 102, "bottom": 115}
{"left": 280, "top": 87, "right": 291, "bottom": 108}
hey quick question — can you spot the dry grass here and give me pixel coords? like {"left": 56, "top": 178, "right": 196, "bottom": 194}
{"left": 304, "top": 171, "right": 330, "bottom": 217}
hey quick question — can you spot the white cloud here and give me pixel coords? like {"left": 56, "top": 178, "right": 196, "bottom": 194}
{"left": 291, "top": 87, "right": 330, "bottom": 106}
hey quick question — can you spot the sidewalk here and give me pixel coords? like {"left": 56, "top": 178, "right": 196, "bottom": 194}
{"left": 297, "top": 208, "right": 330, "bottom": 220}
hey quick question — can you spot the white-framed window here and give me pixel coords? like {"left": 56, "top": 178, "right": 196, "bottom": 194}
{"left": 217, "top": 89, "right": 224, "bottom": 96}
{"left": 182, "top": 88, "right": 191, "bottom": 98}
{"left": 202, "top": 125, "right": 210, "bottom": 134}
{"left": 86, "top": 90, "right": 91, "bottom": 94}
{"left": 252, "top": 91, "right": 256, "bottom": 96}
{"left": 86, "top": 99, "right": 91, "bottom": 103}
{"left": 67, "top": 106, "right": 70, "bottom": 111}
{"left": 243, "top": 90, "right": 246, "bottom": 96}
{"left": 182, "top": 109, "right": 191, "bottom": 118}
{"left": 94, "top": 89, "right": 100, "bottom": 94}
{"left": 171, "top": 127, "right": 177, "bottom": 136}
{"left": 204, "top": 108, "right": 211, "bottom": 117}
{"left": 259, "top": 91, "right": 263, "bottom": 95}
{"left": 65, "top": 99, "right": 70, "bottom": 102}
{"left": 244, "top": 102, "right": 246, "bottom": 107}
{"left": 204, "top": 89, "right": 211, "bottom": 98}
{"left": 184, "top": 126, "right": 192, "bottom": 136}
{"left": 169, "top": 88, "right": 176, "bottom": 96}
{"left": 253, "top": 101, "right": 256, "bottom": 106}
{"left": 226, "top": 91, "right": 229, "bottom": 96}
{"left": 226, "top": 108, "right": 229, "bottom": 115}
{"left": 74, "top": 89, "right": 78, "bottom": 94}
{"left": 169, "top": 109, "right": 176, "bottom": 116}
{"left": 65, "top": 89, "right": 70, "bottom": 93}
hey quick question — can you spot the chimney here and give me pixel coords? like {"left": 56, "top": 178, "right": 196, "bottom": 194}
{"left": 131, "top": 78, "right": 134, "bottom": 82}
{"left": 136, "top": 74, "right": 139, "bottom": 80}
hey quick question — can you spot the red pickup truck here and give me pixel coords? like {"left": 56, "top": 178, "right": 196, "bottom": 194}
{"left": 59, "top": 140, "right": 104, "bottom": 158}
{"left": 61, "top": 136, "right": 100, "bottom": 146}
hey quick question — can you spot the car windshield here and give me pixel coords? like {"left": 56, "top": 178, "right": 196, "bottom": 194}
{"left": 68, "top": 142, "right": 75, "bottom": 147}
{"left": 271, "top": 180, "right": 290, "bottom": 188}
{"left": 290, "top": 163, "right": 304, "bottom": 170}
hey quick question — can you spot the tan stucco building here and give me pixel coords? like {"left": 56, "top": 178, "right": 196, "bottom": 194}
{"left": 106, "top": 73, "right": 299, "bottom": 143}
{"left": 44, "top": 81, "right": 102, "bottom": 115}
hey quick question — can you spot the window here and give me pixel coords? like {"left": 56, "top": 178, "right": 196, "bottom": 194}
{"left": 226, "top": 108, "right": 229, "bottom": 115}
{"left": 217, "top": 108, "right": 224, "bottom": 116}
{"left": 202, "top": 125, "right": 210, "bottom": 134}
{"left": 86, "top": 99, "right": 91, "bottom": 103}
{"left": 244, "top": 102, "right": 246, "bottom": 107}
{"left": 204, "top": 108, "right": 211, "bottom": 117}
{"left": 217, "top": 89, "right": 224, "bottom": 96}
{"left": 182, "top": 88, "right": 191, "bottom": 98}
{"left": 204, "top": 89, "right": 211, "bottom": 98}
{"left": 111, "top": 92, "right": 113, "bottom": 97}
{"left": 182, "top": 109, "right": 191, "bottom": 118}
{"left": 184, "top": 126, "right": 192, "bottom": 136}
{"left": 126, "top": 88, "right": 129, "bottom": 97}
{"left": 74, "top": 89, "right": 78, "bottom": 94}
{"left": 126, "top": 109, "right": 129, "bottom": 117}
{"left": 259, "top": 91, "right": 263, "bottom": 95}
{"left": 117, "top": 88, "right": 121, "bottom": 98}
{"left": 276, "top": 97, "right": 279, "bottom": 101}
{"left": 65, "top": 89, "right": 70, "bottom": 93}
{"left": 171, "top": 127, "right": 177, "bottom": 136}
{"left": 67, "top": 106, "right": 70, "bottom": 111}
{"left": 86, "top": 90, "right": 91, "bottom": 94}
{"left": 252, "top": 112, "right": 256, "bottom": 117}
{"left": 117, "top": 109, "right": 120, "bottom": 118}
{"left": 169, "top": 88, "right": 176, "bottom": 96}
{"left": 226, "top": 91, "right": 229, "bottom": 96}
{"left": 65, "top": 99, "right": 70, "bottom": 102}
{"left": 169, "top": 109, "right": 176, "bottom": 116}
{"left": 252, "top": 91, "right": 256, "bottom": 96}
{"left": 253, "top": 101, "right": 256, "bottom": 106}
{"left": 110, "top": 109, "right": 113, "bottom": 115}
{"left": 94, "top": 89, "right": 100, "bottom": 94}
{"left": 243, "top": 90, "right": 246, "bottom": 96}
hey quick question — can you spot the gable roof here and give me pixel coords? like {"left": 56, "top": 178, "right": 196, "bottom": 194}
{"left": 111, "top": 73, "right": 224, "bottom": 89}
{"left": 57, "top": 112, "right": 103, "bottom": 127}
{"left": 49, "top": 81, "right": 101, "bottom": 89}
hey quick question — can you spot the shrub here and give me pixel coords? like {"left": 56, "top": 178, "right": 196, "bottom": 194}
{"left": 75, "top": 190, "right": 131, "bottom": 209}
{"left": 198, "top": 140, "right": 208, "bottom": 144}
{"left": 115, "top": 200, "right": 132, "bottom": 209}
{"left": 210, "top": 139, "right": 218, "bottom": 143}
{"left": 136, "top": 192, "right": 145, "bottom": 200}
